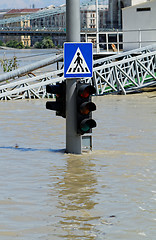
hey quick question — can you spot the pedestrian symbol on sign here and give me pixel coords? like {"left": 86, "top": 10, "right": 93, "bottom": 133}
{"left": 66, "top": 48, "right": 90, "bottom": 75}
{"left": 73, "top": 52, "right": 84, "bottom": 72}
{"left": 64, "top": 42, "right": 93, "bottom": 78}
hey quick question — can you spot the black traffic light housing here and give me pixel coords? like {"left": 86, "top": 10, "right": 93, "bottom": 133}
{"left": 77, "top": 82, "right": 97, "bottom": 135}
{"left": 46, "top": 81, "right": 66, "bottom": 118}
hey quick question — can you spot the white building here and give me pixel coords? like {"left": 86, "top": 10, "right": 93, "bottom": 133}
{"left": 122, "top": 0, "right": 156, "bottom": 51}
{"left": 81, "top": 4, "right": 108, "bottom": 30}
{"left": 108, "top": 0, "right": 150, "bottom": 29}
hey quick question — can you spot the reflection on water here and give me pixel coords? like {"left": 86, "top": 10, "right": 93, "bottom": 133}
{"left": 56, "top": 155, "right": 99, "bottom": 239}
{"left": 0, "top": 146, "right": 65, "bottom": 153}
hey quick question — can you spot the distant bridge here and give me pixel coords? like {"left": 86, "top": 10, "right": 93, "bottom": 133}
{"left": 0, "top": 3, "right": 123, "bottom": 49}
{"left": 0, "top": 44, "right": 156, "bottom": 100}
{"left": 0, "top": 27, "right": 123, "bottom": 52}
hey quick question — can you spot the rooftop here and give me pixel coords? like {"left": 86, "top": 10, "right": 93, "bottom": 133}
{"left": 6, "top": 8, "right": 40, "bottom": 14}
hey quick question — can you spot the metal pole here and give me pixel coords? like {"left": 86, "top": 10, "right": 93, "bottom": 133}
{"left": 117, "top": 29, "right": 120, "bottom": 53}
{"left": 106, "top": 33, "right": 109, "bottom": 52}
{"left": 96, "top": 0, "right": 100, "bottom": 53}
{"left": 139, "top": 28, "right": 141, "bottom": 48}
{"left": 66, "top": 0, "right": 82, "bottom": 154}
{"left": 66, "top": 0, "right": 80, "bottom": 42}
{"left": 118, "top": 0, "right": 121, "bottom": 29}
{"left": 110, "top": 0, "right": 113, "bottom": 29}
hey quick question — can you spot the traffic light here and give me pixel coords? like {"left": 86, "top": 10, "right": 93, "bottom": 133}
{"left": 77, "top": 82, "right": 97, "bottom": 135}
{"left": 46, "top": 81, "right": 66, "bottom": 118}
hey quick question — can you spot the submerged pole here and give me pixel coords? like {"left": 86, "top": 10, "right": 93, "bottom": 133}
{"left": 66, "top": 0, "right": 81, "bottom": 154}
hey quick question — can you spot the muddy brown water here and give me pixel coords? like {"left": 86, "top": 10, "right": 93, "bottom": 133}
{"left": 0, "top": 92, "right": 156, "bottom": 239}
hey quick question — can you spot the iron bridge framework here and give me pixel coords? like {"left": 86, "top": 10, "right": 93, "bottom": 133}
{"left": 0, "top": 44, "right": 156, "bottom": 100}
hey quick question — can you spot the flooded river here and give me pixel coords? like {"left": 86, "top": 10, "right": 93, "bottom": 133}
{"left": 0, "top": 48, "right": 60, "bottom": 74}
{"left": 0, "top": 48, "right": 156, "bottom": 239}
{"left": 0, "top": 91, "right": 156, "bottom": 239}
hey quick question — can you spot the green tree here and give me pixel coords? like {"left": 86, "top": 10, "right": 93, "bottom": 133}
{"left": 16, "top": 41, "right": 25, "bottom": 49}
{"left": 41, "top": 37, "right": 55, "bottom": 48}
{"left": 34, "top": 37, "right": 55, "bottom": 48}
{"left": 34, "top": 41, "right": 42, "bottom": 48}
{"left": 0, "top": 40, "right": 4, "bottom": 46}
{"left": 6, "top": 40, "right": 24, "bottom": 49}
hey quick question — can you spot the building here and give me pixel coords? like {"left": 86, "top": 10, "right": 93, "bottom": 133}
{"left": 0, "top": 9, "right": 11, "bottom": 20}
{"left": 80, "top": 3, "right": 108, "bottom": 45}
{"left": 1, "top": 1, "right": 152, "bottom": 49}
{"left": 122, "top": 0, "right": 156, "bottom": 50}
{"left": 107, "top": 0, "right": 150, "bottom": 29}
{"left": 3, "top": 8, "right": 40, "bottom": 47}
{"left": 81, "top": 4, "right": 108, "bottom": 30}
{"left": 0, "top": 9, "right": 11, "bottom": 42}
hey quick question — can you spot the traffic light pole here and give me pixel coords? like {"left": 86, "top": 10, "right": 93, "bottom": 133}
{"left": 66, "top": 0, "right": 82, "bottom": 154}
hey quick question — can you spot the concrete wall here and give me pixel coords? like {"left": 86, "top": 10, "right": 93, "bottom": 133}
{"left": 123, "top": 0, "right": 156, "bottom": 51}
{"left": 132, "top": 0, "right": 148, "bottom": 5}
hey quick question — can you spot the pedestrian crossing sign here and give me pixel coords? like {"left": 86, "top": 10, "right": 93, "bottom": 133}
{"left": 64, "top": 42, "right": 93, "bottom": 78}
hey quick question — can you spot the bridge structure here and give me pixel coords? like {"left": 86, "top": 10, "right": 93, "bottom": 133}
{"left": 0, "top": 44, "right": 156, "bottom": 100}
{"left": 0, "top": 1, "right": 109, "bottom": 33}
{"left": 0, "top": 1, "right": 123, "bottom": 49}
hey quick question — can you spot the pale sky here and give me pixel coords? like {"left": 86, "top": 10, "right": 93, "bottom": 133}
{"left": 0, "top": 0, "right": 66, "bottom": 9}
{"left": 0, "top": 0, "right": 108, "bottom": 10}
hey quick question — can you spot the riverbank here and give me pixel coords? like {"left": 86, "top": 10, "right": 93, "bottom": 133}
{"left": 0, "top": 46, "right": 16, "bottom": 50}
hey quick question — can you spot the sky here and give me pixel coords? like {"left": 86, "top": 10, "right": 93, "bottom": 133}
{"left": 0, "top": 0, "right": 108, "bottom": 10}
{"left": 0, "top": 0, "right": 66, "bottom": 9}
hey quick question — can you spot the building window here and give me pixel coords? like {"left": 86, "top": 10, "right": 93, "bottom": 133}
{"left": 136, "top": 7, "right": 151, "bottom": 12}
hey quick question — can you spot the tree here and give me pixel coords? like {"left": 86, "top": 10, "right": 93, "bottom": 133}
{"left": 41, "top": 37, "right": 55, "bottom": 48}
{"left": 16, "top": 41, "right": 25, "bottom": 49}
{"left": 6, "top": 40, "right": 24, "bottom": 49}
{"left": 0, "top": 40, "right": 4, "bottom": 46}
{"left": 34, "top": 41, "right": 42, "bottom": 48}
{"left": 34, "top": 37, "right": 55, "bottom": 49}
